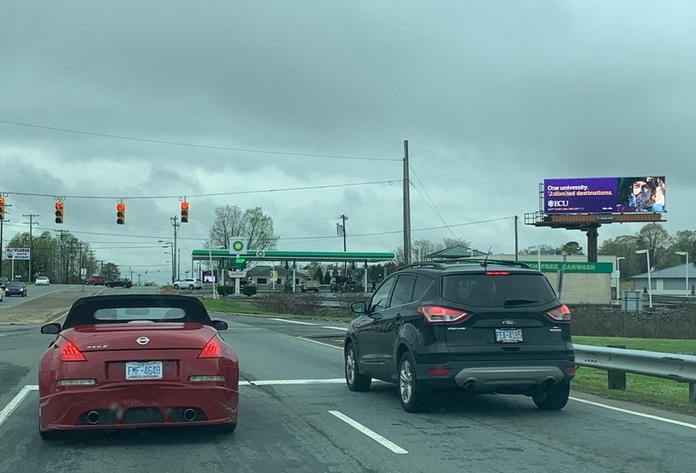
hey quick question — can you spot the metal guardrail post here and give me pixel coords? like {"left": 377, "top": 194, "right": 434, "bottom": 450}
{"left": 607, "top": 345, "right": 626, "bottom": 390}
{"left": 690, "top": 383, "right": 696, "bottom": 404}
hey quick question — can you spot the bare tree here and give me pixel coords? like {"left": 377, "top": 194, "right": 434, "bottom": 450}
{"left": 207, "top": 205, "right": 279, "bottom": 250}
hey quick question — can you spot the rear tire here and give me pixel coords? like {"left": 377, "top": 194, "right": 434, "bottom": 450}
{"left": 345, "top": 343, "right": 371, "bottom": 391}
{"left": 398, "top": 351, "right": 430, "bottom": 413}
{"left": 174, "top": 284, "right": 180, "bottom": 290}
{"left": 188, "top": 284, "right": 194, "bottom": 290}
{"left": 533, "top": 382, "right": 570, "bottom": 410}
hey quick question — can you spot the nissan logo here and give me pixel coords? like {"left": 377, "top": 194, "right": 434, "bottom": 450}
{"left": 136, "top": 337, "right": 150, "bottom": 345}
{"left": 501, "top": 320, "right": 516, "bottom": 326}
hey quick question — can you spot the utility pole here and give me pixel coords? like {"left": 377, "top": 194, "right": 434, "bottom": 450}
{"left": 403, "top": 140, "right": 412, "bottom": 266}
{"left": 55, "top": 230, "right": 67, "bottom": 284}
{"left": 0, "top": 217, "right": 9, "bottom": 278}
{"left": 514, "top": 215, "right": 519, "bottom": 261}
{"left": 23, "top": 214, "right": 39, "bottom": 281}
{"left": 337, "top": 214, "right": 348, "bottom": 276}
{"left": 171, "top": 216, "right": 180, "bottom": 283}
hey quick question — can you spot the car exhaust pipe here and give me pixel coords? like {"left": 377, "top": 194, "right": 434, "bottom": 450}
{"left": 183, "top": 409, "right": 197, "bottom": 422}
{"left": 87, "top": 411, "right": 101, "bottom": 425}
{"left": 463, "top": 380, "right": 476, "bottom": 392}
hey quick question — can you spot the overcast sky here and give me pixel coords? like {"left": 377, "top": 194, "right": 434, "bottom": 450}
{"left": 1, "top": 1, "right": 694, "bottom": 282}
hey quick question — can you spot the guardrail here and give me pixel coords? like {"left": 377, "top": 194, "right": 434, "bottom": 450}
{"left": 574, "top": 344, "right": 696, "bottom": 403}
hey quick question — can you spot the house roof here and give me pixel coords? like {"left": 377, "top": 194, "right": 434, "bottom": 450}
{"left": 630, "top": 262, "right": 696, "bottom": 279}
{"left": 424, "top": 245, "right": 489, "bottom": 259}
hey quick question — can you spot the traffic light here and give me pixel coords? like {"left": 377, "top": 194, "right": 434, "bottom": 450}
{"left": 54, "top": 202, "right": 64, "bottom": 224}
{"left": 116, "top": 202, "right": 126, "bottom": 224}
{"left": 181, "top": 201, "right": 189, "bottom": 223}
{"left": 0, "top": 197, "right": 4, "bottom": 221}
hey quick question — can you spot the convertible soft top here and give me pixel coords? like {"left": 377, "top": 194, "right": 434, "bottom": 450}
{"left": 62, "top": 294, "right": 213, "bottom": 329}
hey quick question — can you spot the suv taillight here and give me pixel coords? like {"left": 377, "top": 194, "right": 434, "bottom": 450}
{"left": 417, "top": 305, "right": 470, "bottom": 324}
{"left": 545, "top": 304, "right": 571, "bottom": 322}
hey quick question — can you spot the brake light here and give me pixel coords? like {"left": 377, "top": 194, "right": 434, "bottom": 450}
{"left": 485, "top": 271, "right": 509, "bottom": 275}
{"left": 198, "top": 337, "right": 222, "bottom": 358}
{"left": 417, "top": 305, "right": 470, "bottom": 324}
{"left": 545, "top": 304, "right": 571, "bottom": 322}
{"left": 60, "top": 341, "right": 86, "bottom": 362}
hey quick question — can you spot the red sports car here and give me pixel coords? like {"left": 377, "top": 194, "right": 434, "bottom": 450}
{"left": 38, "top": 294, "right": 239, "bottom": 439}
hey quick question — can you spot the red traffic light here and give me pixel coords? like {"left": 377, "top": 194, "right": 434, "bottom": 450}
{"left": 55, "top": 201, "right": 64, "bottom": 224}
{"left": 116, "top": 203, "right": 125, "bottom": 212}
{"left": 181, "top": 201, "right": 189, "bottom": 223}
{"left": 116, "top": 202, "right": 126, "bottom": 224}
{"left": 181, "top": 201, "right": 189, "bottom": 210}
{"left": 0, "top": 197, "right": 4, "bottom": 205}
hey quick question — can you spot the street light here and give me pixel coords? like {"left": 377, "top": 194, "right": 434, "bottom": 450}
{"left": 616, "top": 256, "right": 625, "bottom": 305}
{"left": 675, "top": 251, "right": 689, "bottom": 300}
{"left": 636, "top": 249, "right": 652, "bottom": 308}
{"left": 159, "top": 240, "right": 174, "bottom": 283}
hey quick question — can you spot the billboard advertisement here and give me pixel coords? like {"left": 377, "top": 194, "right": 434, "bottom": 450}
{"left": 544, "top": 176, "right": 666, "bottom": 214}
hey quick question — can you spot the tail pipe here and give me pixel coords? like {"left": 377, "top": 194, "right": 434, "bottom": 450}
{"left": 183, "top": 408, "right": 197, "bottom": 422}
{"left": 87, "top": 411, "right": 101, "bottom": 425}
{"left": 463, "top": 380, "right": 476, "bottom": 392}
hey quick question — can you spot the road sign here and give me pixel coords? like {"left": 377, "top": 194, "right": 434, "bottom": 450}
{"left": 5, "top": 248, "right": 30, "bottom": 260}
{"left": 229, "top": 237, "right": 246, "bottom": 256}
{"left": 228, "top": 270, "right": 247, "bottom": 278}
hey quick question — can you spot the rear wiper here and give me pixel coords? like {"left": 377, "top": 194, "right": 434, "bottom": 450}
{"left": 503, "top": 299, "right": 537, "bottom": 307}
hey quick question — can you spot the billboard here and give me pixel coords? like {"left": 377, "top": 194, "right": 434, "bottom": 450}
{"left": 544, "top": 176, "right": 666, "bottom": 214}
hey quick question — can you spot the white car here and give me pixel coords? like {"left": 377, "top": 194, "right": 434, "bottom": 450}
{"left": 35, "top": 276, "right": 50, "bottom": 286}
{"left": 173, "top": 278, "right": 202, "bottom": 290}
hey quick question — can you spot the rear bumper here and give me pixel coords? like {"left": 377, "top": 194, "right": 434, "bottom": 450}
{"left": 415, "top": 360, "right": 575, "bottom": 392}
{"left": 40, "top": 384, "right": 238, "bottom": 432}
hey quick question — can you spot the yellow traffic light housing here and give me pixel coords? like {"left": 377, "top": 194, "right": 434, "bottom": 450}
{"left": 116, "top": 202, "right": 126, "bottom": 224}
{"left": 0, "top": 197, "right": 5, "bottom": 221}
{"left": 55, "top": 202, "right": 64, "bottom": 224}
{"left": 181, "top": 201, "right": 189, "bottom": 223}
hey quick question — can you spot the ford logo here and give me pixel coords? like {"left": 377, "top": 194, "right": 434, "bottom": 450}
{"left": 136, "top": 337, "right": 150, "bottom": 345}
{"left": 501, "top": 320, "right": 516, "bottom": 326}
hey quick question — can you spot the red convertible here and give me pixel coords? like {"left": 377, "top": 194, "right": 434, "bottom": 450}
{"left": 38, "top": 294, "right": 239, "bottom": 439}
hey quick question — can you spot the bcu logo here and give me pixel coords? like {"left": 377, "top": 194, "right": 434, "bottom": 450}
{"left": 547, "top": 200, "right": 569, "bottom": 208}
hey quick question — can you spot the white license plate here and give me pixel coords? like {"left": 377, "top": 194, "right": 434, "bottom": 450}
{"left": 495, "top": 328, "right": 523, "bottom": 343}
{"left": 125, "top": 361, "right": 163, "bottom": 380}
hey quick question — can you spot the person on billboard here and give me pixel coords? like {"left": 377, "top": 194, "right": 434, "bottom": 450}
{"left": 617, "top": 177, "right": 666, "bottom": 212}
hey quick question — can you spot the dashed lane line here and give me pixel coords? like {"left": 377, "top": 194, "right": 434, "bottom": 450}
{"left": 329, "top": 410, "right": 408, "bottom": 454}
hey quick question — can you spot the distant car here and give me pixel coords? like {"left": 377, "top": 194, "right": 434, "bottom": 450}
{"left": 0, "top": 276, "right": 8, "bottom": 293}
{"left": 105, "top": 279, "right": 133, "bottom": 289}
{"left": 38, "top": 294, "right": 239, "bottom": 439}
{"left": 85, "top": 276, "right": 105, "bottom": 285}
{"left": 173, "top": 278, "right": 202, "bottom": 290}
{"left": 35, "top": 276, "right": 51, "bottom": 286}
{"left": 5, "top": 281, "right": 27, "bottom": 297}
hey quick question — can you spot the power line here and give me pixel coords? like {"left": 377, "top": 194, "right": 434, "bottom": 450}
{"left": 4, "top": 179, "right": 401, "bottom": 200}
{"left": 409, "top": 165, "right": 459, "bottom": 240}
{"left": 0, "top": 119, "right": 401, "bottom": 162}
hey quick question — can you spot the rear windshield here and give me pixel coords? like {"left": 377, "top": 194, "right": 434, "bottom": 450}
{"left": 442, "top": 273, "right": 557, "bottom": 307}
{"left": 94, "top": 307, "right": 186, "bottom": 321}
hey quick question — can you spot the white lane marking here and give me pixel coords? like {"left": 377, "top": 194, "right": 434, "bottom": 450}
{"left": 0, "top": 385, "right": 38, "bottom": 427}
{"left": 241, "top": 379, "right": 345, "bottom": 386}
{"left": 570, "top": 397, "right": 696, "bottom": 430}
{"left": 270, "top": 318, "right": 316, "bottom": 326}
{"left": 329, "top": 410, "right": 408, "bottom": 454}
{"left": 298, "top": 337, "right": 343, "bottom": 350}
{"left": 321, "top": 326, "right": 347, "bottom": 331}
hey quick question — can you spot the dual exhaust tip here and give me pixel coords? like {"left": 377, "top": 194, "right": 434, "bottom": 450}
{"left": 86, "top": 408, "right": 198, "bottom": 424}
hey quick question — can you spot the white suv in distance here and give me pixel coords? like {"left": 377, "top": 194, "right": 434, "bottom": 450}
{"left": 35, "top": 276, "right": 51, "bottom": 286}
{"left": 173, "top": 278, "right": 202, "bottom": 290}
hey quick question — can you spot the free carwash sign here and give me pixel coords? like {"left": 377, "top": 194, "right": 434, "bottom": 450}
{"left": 522, "top": 261, "right": 613, "bottom": 273}
{"left": 5, "top": 248, "right": 30, "bottom": 260}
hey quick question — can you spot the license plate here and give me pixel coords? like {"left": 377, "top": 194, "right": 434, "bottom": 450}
{"left": 125, "top": 361, "right": 163, "bottom": 380}
{"left": 495, "top": 328, "right": 523, "bottom": 343}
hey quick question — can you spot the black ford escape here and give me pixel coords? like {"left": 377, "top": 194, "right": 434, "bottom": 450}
{"left": 344, "top": 259, "right": 575, "bottom": 412}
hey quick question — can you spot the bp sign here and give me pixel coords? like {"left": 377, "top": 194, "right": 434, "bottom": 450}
{"left": 230, "top": 238, "right": 246, "bottom": 256}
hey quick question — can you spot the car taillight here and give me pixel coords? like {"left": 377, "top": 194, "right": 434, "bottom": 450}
{"left": 417, "top": 305, "right": 470, "bottom": 324}
{"left": 60, "top": 341, "right": 86, "bottom": 362}
{"left": 198, "top": 337, "right": 222, "bottom": 358}
{"left": 545, "top": 304, "right": 571, "bottom": 322}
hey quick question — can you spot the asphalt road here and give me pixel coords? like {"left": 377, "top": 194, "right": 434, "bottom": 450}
{"left": 1, "top": 287, "right": 695, "bottom": 472}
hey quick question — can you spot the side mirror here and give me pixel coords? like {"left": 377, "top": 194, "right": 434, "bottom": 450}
{"left": 212, "top": 320, "right": 228, "bottom": 331}
{"left": 351, "top": 301, "right": 367, "bottom": 314}
{"left": 41, "top": 323, "right": 61, "bottom": 334}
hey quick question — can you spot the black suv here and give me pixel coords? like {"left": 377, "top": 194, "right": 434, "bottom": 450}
{"left": 344, "top": 259, "right": 575, "bottom": 412}
{"left": 105, "top": 278, "right": 133, "bottom": 288}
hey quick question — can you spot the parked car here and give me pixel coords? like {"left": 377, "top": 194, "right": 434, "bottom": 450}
{"left": 173, "top": 278, "right": 202, "bottom": 290}
{"left": 35, "top": 276, "right": 50, "bottom": 286}
{"left": 5, "top": 281, "right": 28, "bottom": 297}
{"left": 38, "top": 294, "right": 239, "bottom": 439}
{"left": 343, "top": 258, "right": 575, "bottom": 413}
{"left": 301, "top": 278, "right": 320, "bottom": 293}
{"left": 105, "top": 278, "right": 133, "bottom": 288}
{"left": 85, "top": 276, "right": 105, "bottom": 285}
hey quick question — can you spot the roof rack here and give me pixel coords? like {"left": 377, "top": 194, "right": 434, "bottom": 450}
{"left": 427, "top": 258, "right": 534, "bottom": 269}
{"left": 395, "top": 262, "right": 446, "bottom": 271}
